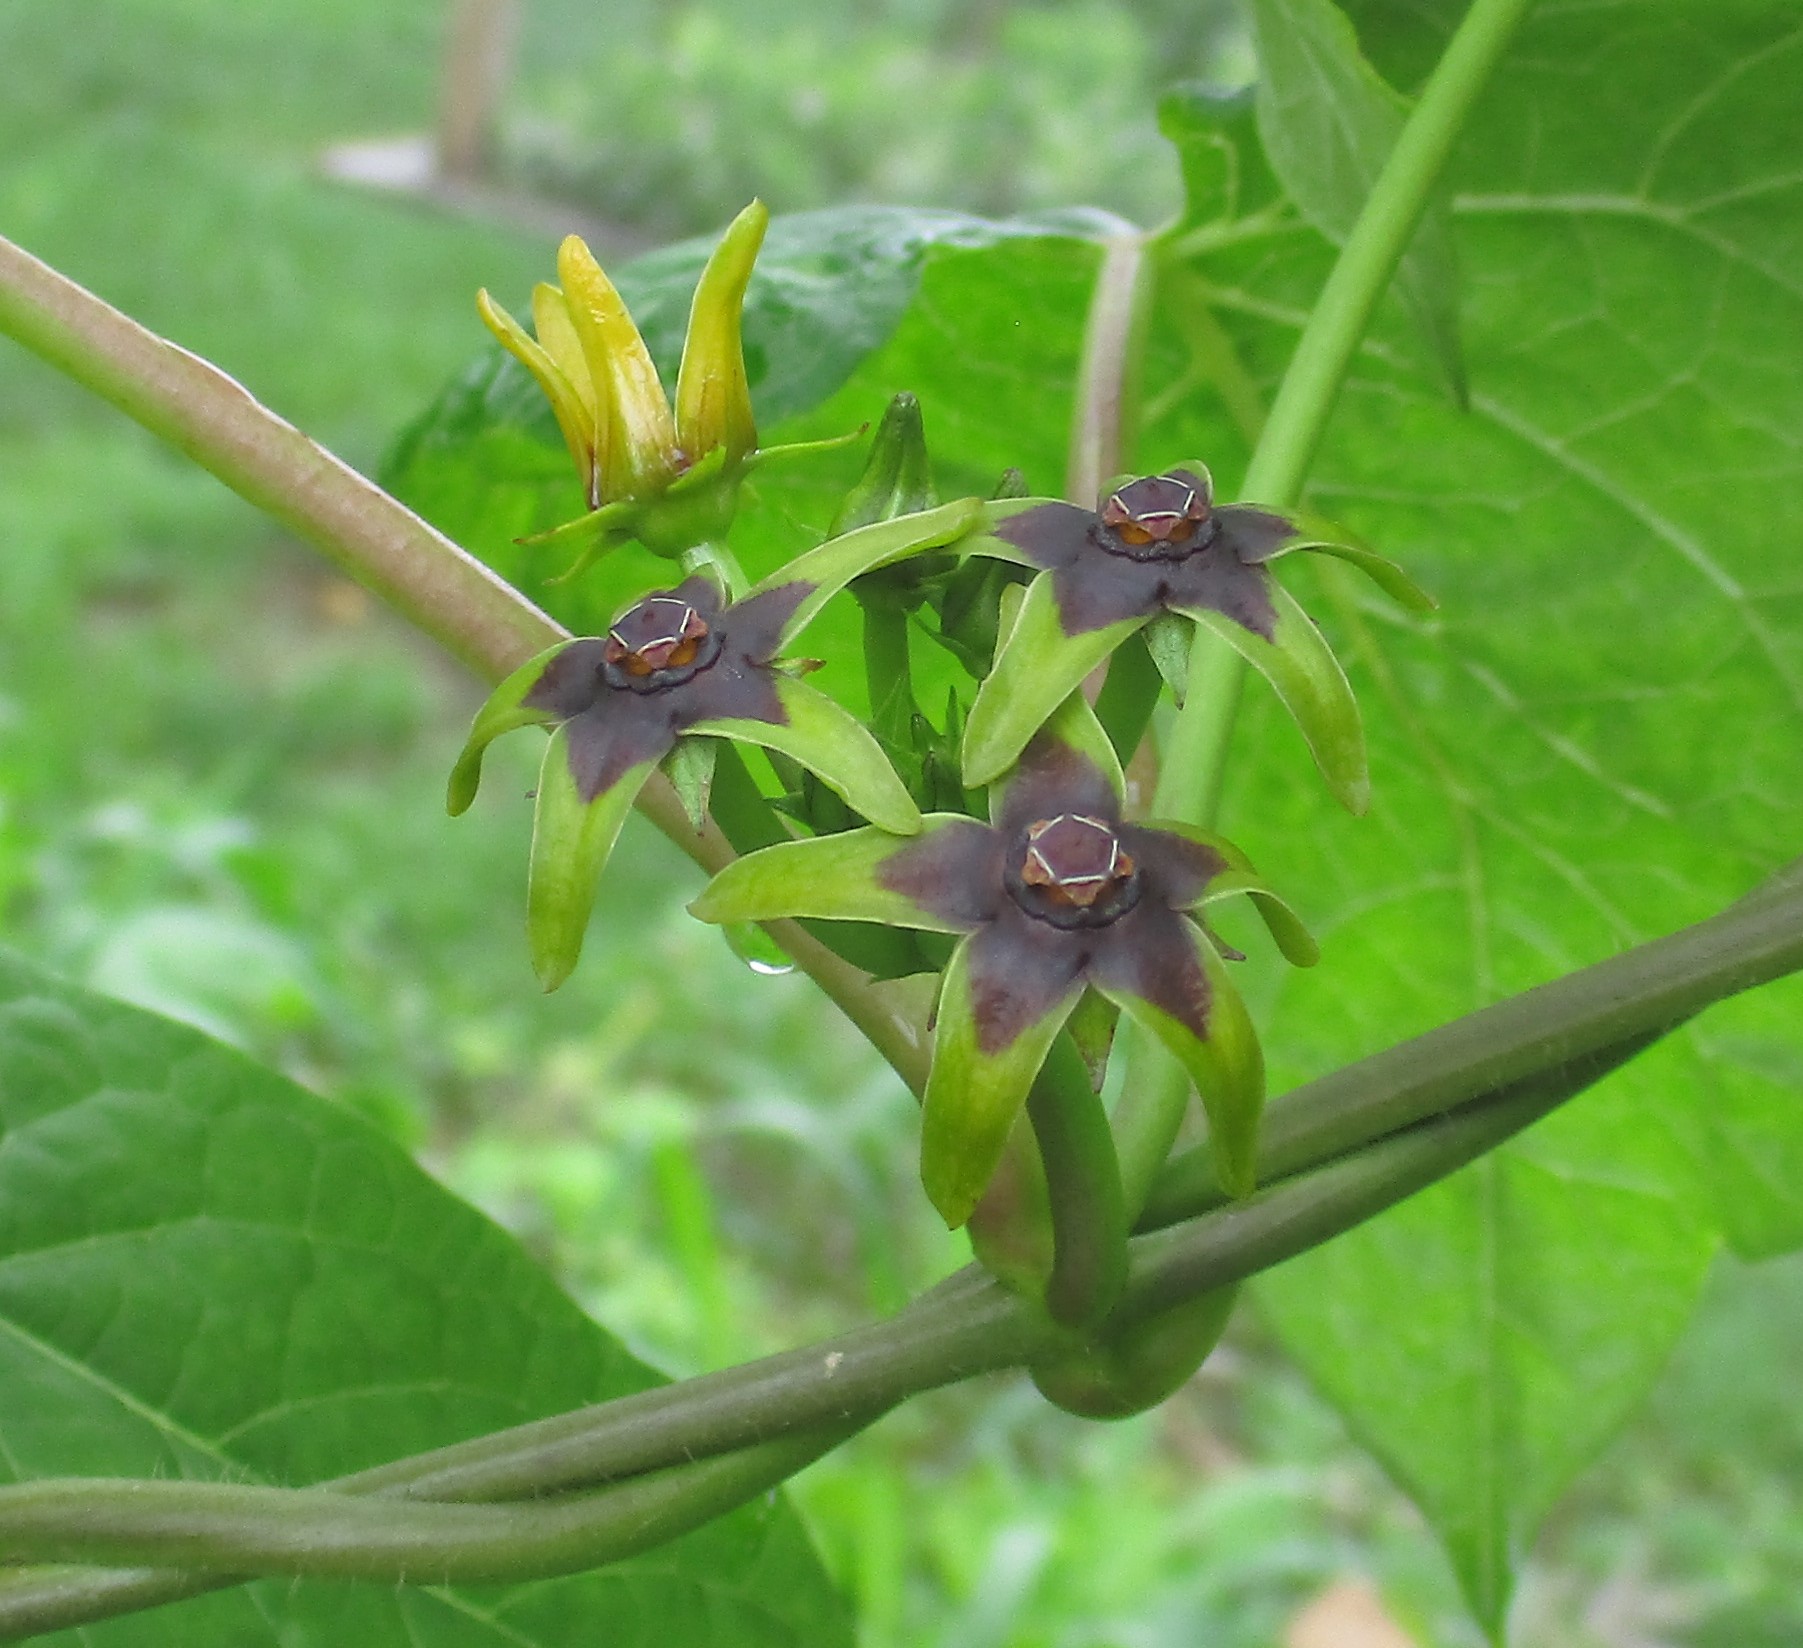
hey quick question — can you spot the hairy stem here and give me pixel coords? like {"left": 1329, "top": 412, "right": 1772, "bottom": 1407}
{"left": 0, "top": 232, "right": 929, "bottom": 1093}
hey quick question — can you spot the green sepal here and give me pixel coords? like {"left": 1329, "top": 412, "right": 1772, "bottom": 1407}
{"left": 1093, "top": 921, "right": 1265, "bottom": 1200}
{"left": 962, "top": 573, "right": 1148, "bottom": 787}
{"left": 662, "top": 735, "right": 718, "bottom": 831}
{"left": 515, "top": 498, "right": 642, "bottom": 552}
{"left": 741, "top": 426, "right": 868, "bottom": 471}
{"left": 1173, "top": 579, "right": 1370, "bottom": 814}
{"left": 691, "top": 675, "right": 922, "bottom": 835}
{"left": 688, "top": 816, "right": 974, "bottom": 932}
{"left": 1031, "top": 1285, "right": 1238, "bottom": 1420}
{"left": 921, "top": 935, "right": 1085, "bottom": 1228}
{"left": 526, "top": 727, "right": 657, "bottom": 991}
{"left": 1141, "top": 819, "right": 1321, "bottom": 966}
{"left": 446, "top": 642, "right": 574, "bottom": 816}
{"left": 1142, "top": 610, "right": 1193, "bottom": 701}
{"left": 1065, "top": 989, "right": 1121, "bottom": 1090}
{"left": 746, "top": 498, "right": 984, "bottom": 648}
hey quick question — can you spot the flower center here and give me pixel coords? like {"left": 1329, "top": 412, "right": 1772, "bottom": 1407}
{"left": 601, "top": 596, "right": 722, "bottom": 693}
{"left": 1094, "top": 474, "right": 1215, "bottom": 562}
{"left": 1005, "top": 814, "right": 1141, "bottom": 929}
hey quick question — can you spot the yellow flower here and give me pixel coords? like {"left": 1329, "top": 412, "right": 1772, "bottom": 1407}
{"left": 477, "top": 200, "right": 766, "bottom": 517}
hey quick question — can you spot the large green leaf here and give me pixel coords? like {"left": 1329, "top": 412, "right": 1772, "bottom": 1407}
{"left": 0, "top": 951, "right": 849, "bottom": 1646}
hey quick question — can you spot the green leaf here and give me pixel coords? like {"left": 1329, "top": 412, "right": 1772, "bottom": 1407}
{"left": 1161, "top": 0, "right": 1803, "bottom": 1625}
{"left": 1257, "top": 1077, "right": 1718, "bottom": 1637}
{"left": 0, "top": 951, "right": 849, "bottom": 1646}
{"left": 690, "top": 818, "right": 973, "bottom": 933}
{"left": 1246, "top": 0, "right": 1467, "bottom": 400}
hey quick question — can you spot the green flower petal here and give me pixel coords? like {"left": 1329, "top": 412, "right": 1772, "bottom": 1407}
{"left": 1094, "top": 924, "right": 1265, "bottom": 1200}
{"left": 1141, "top": 820, "right": 1321, "bottom": 966}
{"left": 1301, "top": 538, "right": 1437, "bottom": 612}
{"left": 921, "top": 937, "right": 1084, "bottom": 1228}
{"left": 691, "top": 675, "right": 922, "bottom": 835}
{"left": 962, "top": 574, "right": 1148, "bottom": 788}
{"left": 1172, "top": 580, "right": 1370, "bottom": 814}
{"left": 446, "top": 642, "right": 576, "bottom": 816}
{"left": 745, "top": 498, "right": 983, "bottom": 647}
{"left": 527, "top": 726, "right": 656, "bottom": 991}
{"left": 688, "top": 816, "right": 975, "bottom": 931}
{"left": 1254, "top": 509, "right": 1436, "bottom": 614}
{"left": 959, "top": 496, "right": 1063, "bottom": 567}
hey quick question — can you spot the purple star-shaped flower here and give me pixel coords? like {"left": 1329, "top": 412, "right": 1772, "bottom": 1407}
{"left": 959, "top": 465, "right": 1433, "bottom": 810}
{"left": 691, "top": 707, "right": 1317, "bottom": 1225}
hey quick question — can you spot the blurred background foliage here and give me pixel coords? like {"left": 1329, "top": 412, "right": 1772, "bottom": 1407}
{"left": 0, "top": 2, "right": 1798, "bottom": 1644}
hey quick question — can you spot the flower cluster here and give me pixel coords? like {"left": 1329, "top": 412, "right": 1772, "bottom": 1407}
{"left": 453, "top": 212, "right": 1430, "bottom": 1230}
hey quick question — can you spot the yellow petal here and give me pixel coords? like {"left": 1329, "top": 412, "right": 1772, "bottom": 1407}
{"left": 477, "top": 289, "right": 598, "bottom": 503}
{"left": 674, "top": 199, "right": 767, "bottom": 466}
{"left": 530, "top": 284, "right": 598, "bottom": 427}
{"left": 555, "top": 234, "right": 678, "bottom": 501}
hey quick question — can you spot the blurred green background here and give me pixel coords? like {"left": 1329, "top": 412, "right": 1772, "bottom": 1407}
{"left": 1, "top": 2, "right": 1799, "bottom": 1644}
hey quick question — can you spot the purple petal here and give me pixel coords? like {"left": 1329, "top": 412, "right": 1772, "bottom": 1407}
{"left": 995, "top": 740, "right": 1123, "bottom": 838}
{"left": 1161, "top": 548, "right": 1279, "bottom": 641}
{"left": 965, "top": 906, "right": 1091, "bottom": 1056}
{"left": 1087, "top": 904, "right": 1211, "bottom": 1039}
{"left": 1120, "top": 824, "right": 1228, "bottom": 909}
{"left": 993, "top": 502, "right": 1097, "bottom": 572}
{"left": 1215, "top": 504, "right": 1300, "bottom": 564}
{"left": 564, "top": 699, "right": 679, "bottom": 800}
{"left": 681, "top": 649, "right": 789, "bottom": 728}
{"left": 724, "top": 582, "right": 810, "bottom": 662}
{"left": 878, "top": 817, "right": 1004, "bottom": 929}
{"left": 523, "top": 639, "right": 610, "bottom": 718}
{"left": 1051, "top": 554, "right": 1167, "bottom": 636}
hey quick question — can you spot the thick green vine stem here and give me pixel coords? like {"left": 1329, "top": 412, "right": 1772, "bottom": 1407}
{"left": 5, "top": 865, "right": 1799, "bottom": 1637}
{"left": 0, "top": 1029, "right": 1649, "bottom": 1637}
